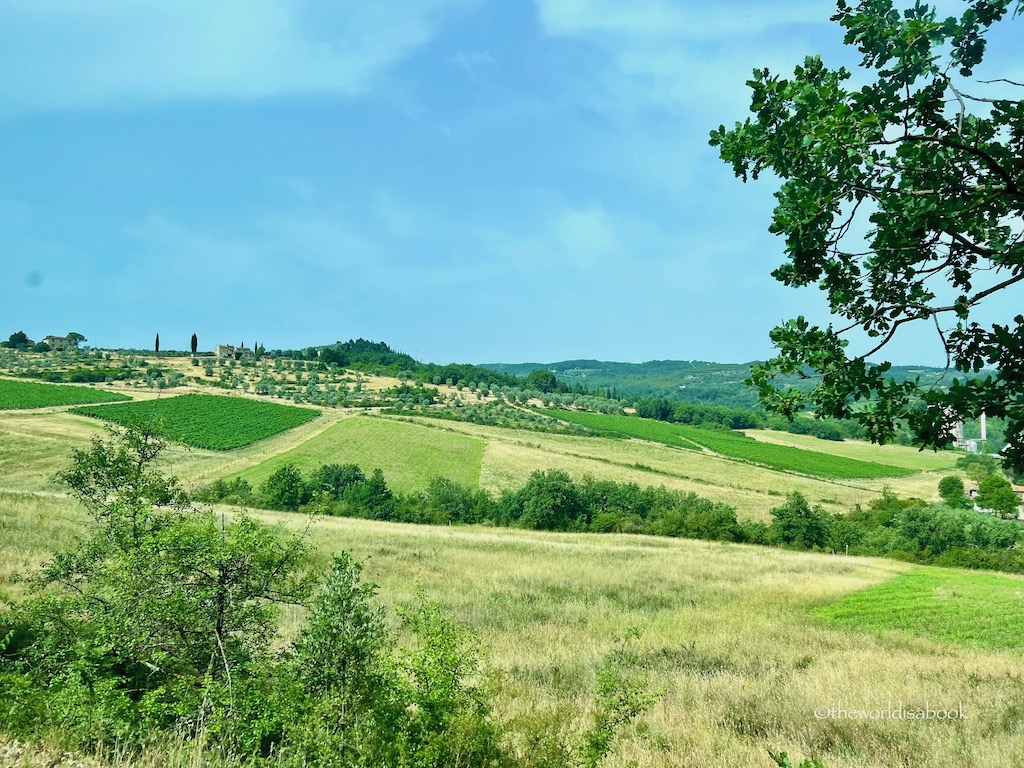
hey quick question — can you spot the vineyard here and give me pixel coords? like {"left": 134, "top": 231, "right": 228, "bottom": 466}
{"left": 71, "top": 394, "right": 319, "bottom": 450}
{"left": 0, "top": 379, "right": 130, "bottom": 410}
{"left": 673, "top": 425, "right": 915, "bottom": 478}
{"left": 540, "top": 408, "right": 914, "bottom": 479}
{"left": 536, "top": 408, "right": 700, "bottom": 449}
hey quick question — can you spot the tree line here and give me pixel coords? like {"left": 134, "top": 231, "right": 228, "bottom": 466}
{"left": 201, "top": 463, "right": 1024, "bottom": 576}
{"left": 631, "top": 397, "right": 867, "bottom": 441}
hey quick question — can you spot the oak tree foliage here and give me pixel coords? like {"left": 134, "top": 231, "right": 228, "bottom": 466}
{"left": 710, "top": 0, "right": 1024, "bottom": 468}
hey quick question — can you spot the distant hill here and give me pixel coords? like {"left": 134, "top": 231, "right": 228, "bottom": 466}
{"left": 482, "top": 359, "right": 971, "bottom": 409}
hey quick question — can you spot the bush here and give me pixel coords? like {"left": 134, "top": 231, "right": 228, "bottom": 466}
{"left": 261, "top": 464, "right": 306, "bottom": 510}
{"left": 0, "top": 427, "right": 654, "bottom": 767}
{"left": 1, "top": 428, "right": 312, "bottom": 749}
{"left": 768, "top": 493, "right": 833, "bottom": 549}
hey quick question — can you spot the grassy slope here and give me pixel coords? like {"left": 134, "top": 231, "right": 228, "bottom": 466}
{"left": 534, "top": 409, "right": 702, "bottom": 449}
{"left": 391, "top": 415, "right": 949, "bottom": 520}
{"left": 538, "top": 409, "right": 913, "bottom": 479}
{"left": 233, "top": 415, "right": 484, "bottom": 493}
{"left": 0, "top": 408, "right": 342, "bottom": 494}
{"left": 4, "top": 492, "right": 1024, "bottom": 767}
{"left": 0, "top": 401, "right": 951, "bottom": 521}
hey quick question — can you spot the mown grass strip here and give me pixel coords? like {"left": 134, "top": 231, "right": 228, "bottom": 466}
{"left": 813, "top": 568, "right": 1024, "bottom": 650}
{"left": 671, "top": 424, "right": 913, "bottom": 478}
{"left": 72, "top": 394, "right": 319, "bottom": 450}
{"left": 0, "top": 378, "right": 130, "bottom": 409}
{"left": 234, "top": 415, "right": 484, "bottom": 493}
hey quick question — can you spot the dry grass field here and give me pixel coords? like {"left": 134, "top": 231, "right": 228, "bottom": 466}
{"left": 2, "top": 491, "right": 1024, "bottom": 767}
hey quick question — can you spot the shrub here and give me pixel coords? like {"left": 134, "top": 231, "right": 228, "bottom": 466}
{"left": 261, "top": 464, "right": 306, "bottom": 511}
{"left": 0, "top": 427, "right": 654, "bottom": 767}
{"left": 768, "top": 493, "right": 833, "bottom": 549}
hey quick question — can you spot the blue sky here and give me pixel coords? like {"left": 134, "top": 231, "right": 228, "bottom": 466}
{"left": 1, "top": 1, "right": 1020, "bottom": 365}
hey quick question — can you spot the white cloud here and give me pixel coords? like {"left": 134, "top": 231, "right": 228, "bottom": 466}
{"left": 0, "top": 0, "right": 466, "bottom": 113}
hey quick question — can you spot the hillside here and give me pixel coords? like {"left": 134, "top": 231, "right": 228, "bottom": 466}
{"left": 2, "top": 357, "right": 1023, "bottom": 768}
{"left": 0, "top": 363, "right": 957, "bottom": 521}
{"left": 483, "top": 358, "right": 984, "bottom": 408}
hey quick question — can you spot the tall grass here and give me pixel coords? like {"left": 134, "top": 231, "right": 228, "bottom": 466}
{"left": 4, "top": 492, "right": 1024, "bottom": 767}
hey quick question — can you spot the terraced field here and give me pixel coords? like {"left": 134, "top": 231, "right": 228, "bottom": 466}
{"left": 72, "top": 393, "right": 319, "bottom": 450}
{"left": 0, "top": 378, "right": 130, "bottom": 409}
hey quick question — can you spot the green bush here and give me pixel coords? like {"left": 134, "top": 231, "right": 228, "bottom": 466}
{"left": 0, "top": 427, "right": 654, "bottom": 766}
{"left": 260, "top": 464, "right": 306, "bottom": 511}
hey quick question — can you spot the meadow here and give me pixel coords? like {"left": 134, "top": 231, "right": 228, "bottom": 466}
{"left": 0, "top": 360, "right": 1020, "bottom": 767}
{"left": 0, "top": 378, "right": 129, "bottom": 409}
{"left": 71, "top": 393, "right": 320, "bottom": 450}
{"left": 3, "top": 490, "right": 1024, "bottom": 767}
{"left": 231, "top": 415, "right": 484, "bottom": 493}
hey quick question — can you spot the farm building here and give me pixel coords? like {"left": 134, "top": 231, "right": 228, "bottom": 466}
{"left": 43, "top": 335, "right": 77, "bottom": 350}
{"left": 966, "top": 482, "right": 1024, "bottom": 519}
{"left": 214, "top": 343, "right": 253, "bottom": 360}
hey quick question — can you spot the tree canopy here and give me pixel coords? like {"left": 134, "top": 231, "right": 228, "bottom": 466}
{"left": 710, "top": 1, "right": 1024, "bottom": 468}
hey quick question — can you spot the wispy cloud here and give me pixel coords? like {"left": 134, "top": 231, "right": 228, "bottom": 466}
{"left": 448, "top": 50, "right": 496, "bottom": 83}
{"left": 0, "top": 0, "right": 467, "bottom": 113}
{"left": 534, "top": 0, "right": 839, "bottom": 119}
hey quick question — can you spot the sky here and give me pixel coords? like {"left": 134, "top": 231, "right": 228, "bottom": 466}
{"left": 1, "top": 0, "right": 1021, "bottom": 366}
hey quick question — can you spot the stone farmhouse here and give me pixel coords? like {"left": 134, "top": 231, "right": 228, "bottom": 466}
{"left": 214, "top": 343, "right": 253, "bottom": 360}
{"left": 966, "top": 482, "right": 1024, "bottom": 519}
{"left": 43, "top": 335, "right": 78, "bottom": 351}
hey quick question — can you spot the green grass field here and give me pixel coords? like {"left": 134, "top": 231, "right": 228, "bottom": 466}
{"left": 71, "top": 394, "right": 319, "bottom": 450}
{"left": 234, "top": 415, "right": 484, "bottom": 493}
{"left": 813, "top": 567, "right": 1024, "bottom": 650}
{"left": 540, "top": 409, "right": 914, "bottom": 479}
{"left": 0, "top": 378, "right": 130, "bottom": 409}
